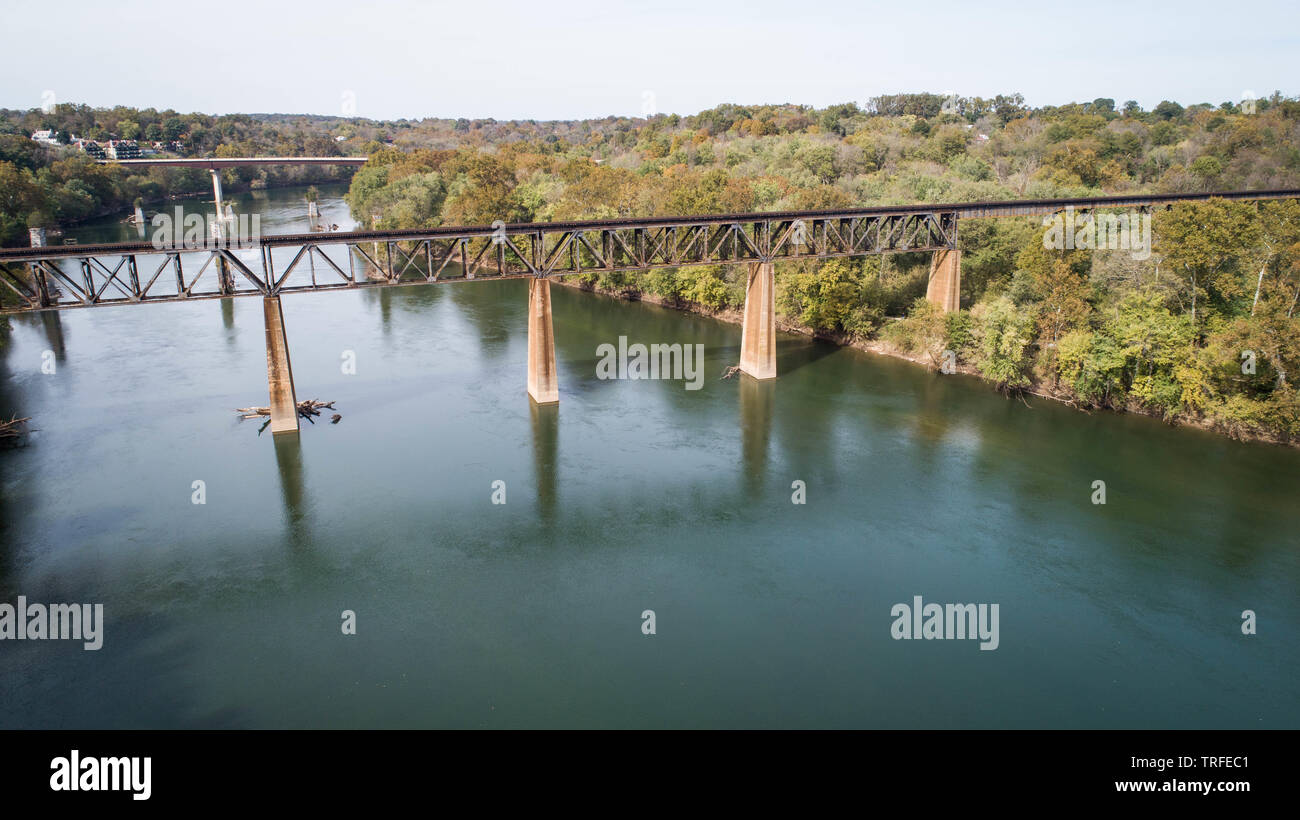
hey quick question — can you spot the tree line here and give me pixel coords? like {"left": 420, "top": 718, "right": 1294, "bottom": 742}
{"left": 0, "top": 105, "right": 360, "bottom": 247}
{"left": 4, "top": 93, "right": 1298, "bottom": 442}
{"left": 343, "top": 92, "right": 1300, "bottom": 442}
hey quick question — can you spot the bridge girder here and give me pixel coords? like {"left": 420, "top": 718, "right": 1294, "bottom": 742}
{"left": 0, "top": 211, "right": 959, "bottom": 312}
{"left": 3, "top": 186, "right": 1300, "bottom": 314}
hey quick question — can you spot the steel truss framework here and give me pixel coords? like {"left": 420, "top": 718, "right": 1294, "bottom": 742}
{"left": 2, "top": 187, "right": 1298, "bottom": 313}
{"left": 0, "top": 211, "right": 958, "bottom": 311}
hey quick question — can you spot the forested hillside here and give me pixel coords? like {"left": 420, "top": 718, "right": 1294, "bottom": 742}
{"left": 0, "top": 106, "right": 358, "bottom": 246}
{"left": 343, "top": 93, "right": 1300, "bottom": 443}
{"left": 3, "top": 93, "right": 1299, "bottom": 442}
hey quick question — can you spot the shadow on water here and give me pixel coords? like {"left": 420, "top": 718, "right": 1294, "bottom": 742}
{"left": 776, "top": 336, "right": 840, "bottom": 375}
{"left": 768, "top": 339, "right": 856, "bottom": 482}
{"left": 361, "top": 280, "right": 450, "bottom": 341}
{"left": 376, "top": 286, "right": 395, "bottom": 333}
{"left": 221, "top": 298, "right": 235, "bottom": 336}
{"left": 29, "top": 310, "right": 67, "bottom": 364}
{"left": 739, "top": 375, "right": 774, "bottom": 494}
{"left": 0, "top": 333, "right": 20, "bottom": 582}
{"left": 273, "top": 432, "right": 312, "bottom": 556}
{"left": 530, "top": 401, "right": 558, "bottom": 522}
{"left": 905, "top": 371, "right": 960, "bottom": 484}
{"left": 549, "top": 283, "right": 746, "bottom": 397}
{"left": 448, "top": 279, "right": 515, "bottom": 360}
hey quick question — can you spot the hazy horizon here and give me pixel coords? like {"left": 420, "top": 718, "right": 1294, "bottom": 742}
{"left": 3, "top": 0, "right": 1296, "bottom": 122}
{"left": 4, "top": 91, "right": 1298, "bottom": 124}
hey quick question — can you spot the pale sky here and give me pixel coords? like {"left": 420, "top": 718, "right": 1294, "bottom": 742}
{"left": 3, "top": 0, "right": 1297, "bottom": 121}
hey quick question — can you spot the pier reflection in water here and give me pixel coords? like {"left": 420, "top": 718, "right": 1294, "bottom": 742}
{"left": 273, "top": 431, "right": 309, "bottom": 552}
{"left": 0, "top": 192, "right": 1297, "bottom": 729}
{"left": 739, "top": 374, "right": 773, "bottom": 494}
{"left": 531, "top": 401, "right": 558, "bottom": 522}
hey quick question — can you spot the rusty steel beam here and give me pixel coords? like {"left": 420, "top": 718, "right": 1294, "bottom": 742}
{"left": 2, "top": 188, "right": 1298, "bottom": 314}
{"left": 96, "top": 157, "right": 369, "bottom": 169}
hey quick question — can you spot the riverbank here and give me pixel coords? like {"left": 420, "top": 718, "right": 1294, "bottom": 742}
{"left": 4, "top": 273, "right": 1299, "bottom": 730}
{"left": 9, "top": 177, "right": 354, "bottom": 247}
{"left": 555, "top": 276, "right": 1296, "bottom": 448}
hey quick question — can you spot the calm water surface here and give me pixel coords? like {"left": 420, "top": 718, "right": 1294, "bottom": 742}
{"left": 1, "top": 188, "right": 1296, "bottom": 728}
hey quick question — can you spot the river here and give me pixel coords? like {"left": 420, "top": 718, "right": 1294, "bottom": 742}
{"left": 1, "top": 185, "right": 1296, "bottom": 728}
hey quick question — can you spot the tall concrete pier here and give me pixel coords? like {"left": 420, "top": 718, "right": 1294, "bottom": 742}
{"left": 210, "top": 169, "right": 234, "bottom": 293}
{"left": 263, "top": 296, "right": 299, "bottom": 434}
{"left": 926, "top": 248, "right": 961, "bottom": 313}
{"left": 527, "top": 278, "right": 559, "bottom": 404}
{"left": 739, "top": 261, "right": 776, "bottom": 380}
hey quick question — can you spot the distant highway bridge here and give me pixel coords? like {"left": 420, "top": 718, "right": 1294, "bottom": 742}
{"left": 95, "top": 157, "right": 368, "bottom": 208}
{"left": 96, "top": 157, "right": 370, "bottom": 169}
{"left": 97, "top": 155, "right": 369, "bottom": 258}
{"left": 2, "top": 185, "right": 1297, "bottom": 434}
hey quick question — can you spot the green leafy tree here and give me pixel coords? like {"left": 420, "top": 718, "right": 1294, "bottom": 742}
{"left": 1157, "top": 200, "right": 1260, "bottom": 328}
{"left": 777, "top": 259, "right": 862, "bottom": 333}
{"left": 970, "top": 295, "right": 1035, "bottom": 391}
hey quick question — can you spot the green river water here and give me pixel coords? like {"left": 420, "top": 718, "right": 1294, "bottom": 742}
{"left": 0, "top": 185, "right": 1296, "bottom": 728}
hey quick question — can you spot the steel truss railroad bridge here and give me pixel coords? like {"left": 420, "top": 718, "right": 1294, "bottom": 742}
{"left": 2, "top": 186, "right": 1296, "bottom": 435}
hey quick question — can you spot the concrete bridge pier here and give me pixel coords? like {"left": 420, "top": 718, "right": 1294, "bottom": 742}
{"left": 263, "top": 295, "right": 299, "bottom": 434}
{"left": 926, "top": 248, "right": 961, "bottom": 313}
{"left": 210, "top": 169, "right": 234, "bottom": 293}
{"left": 28, "top": 227, "right": 55, "bottom": 306}
{"left": 527, "top": 278, "right": 559, "bottom": 404}
{"left": 739, "top": 261, "right": 776, "bottom": 379}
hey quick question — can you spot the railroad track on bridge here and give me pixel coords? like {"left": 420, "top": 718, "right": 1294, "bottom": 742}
{"left": 2, "top": 188, "right": 1297, "bottom": 314}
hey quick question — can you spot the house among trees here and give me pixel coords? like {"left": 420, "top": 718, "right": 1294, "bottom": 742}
{"left": 74, "top": 139, "right": 106, "bottom": 158}
{"left": 104, "top": 140, "right": 141, "bottom": 159}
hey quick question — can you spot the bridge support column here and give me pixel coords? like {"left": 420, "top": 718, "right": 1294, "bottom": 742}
{"left": 739, "top": 261, "right": 776, "bottom": 380}
{"left": 211, "top": 169, "right": 234, "bottom": 293}
{"left": 263, "top": 295, "right": 299, "bottom": 435}
{"left": 925, "top": 248, "right": 961, "bottom": 313}
{"left": 29, "top": 227, "right": 52, "bottom": 306}
{"left": 527, "top": 278, "right": 559, "bottom": 404}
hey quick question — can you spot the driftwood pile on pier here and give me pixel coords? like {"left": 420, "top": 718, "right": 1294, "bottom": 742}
{"left": 236, "top": 400, "right": 340, "bottom": 424}
{"left": 1, "top": 415, "right": 32, "bottom": 446}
